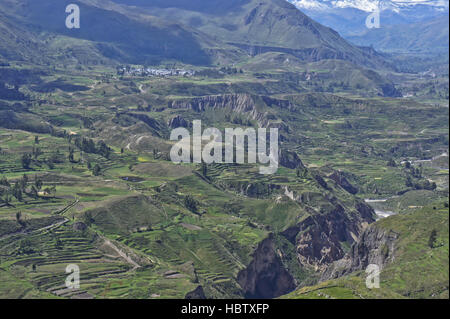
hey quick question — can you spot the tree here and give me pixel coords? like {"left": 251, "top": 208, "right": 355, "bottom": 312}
{"left": 428, "top": 229, "right": 437, "bottom": 248}
{"left": 16, "top": 188, "right": 23, "bottom": 202}
{"left": 34, "top": 176, "right": 43, "bottom": 191}
{"left": 97, "top": 141, "right": 111, "bottom": 159}
{"left": 16, "top": 211, "right": 25, "bottom": 227}
{"left": 184, "top": 195, "right": 198, "bottom": 214}
{"left": 34, "top": 136, "right": 39, "bottom": 144}
{"left": 30, "top": 186, "right": 39, "bottom": 199}
{"left": 12, "top": 183, "right": 22, "bottom": 202}
{"left": 405, "top": 176, "right": 413, "bottom": 188}
{"left": 93, "top": 164, "right": 101, "bottom": 176}
{"left": 21, "top": 154, "right": 32, "bottom": 169}
{"left": 69, "top": 147, "right": 75, "bottom": 163}
{"left": 20, "top": 174, "right": 28, "bottom": 191}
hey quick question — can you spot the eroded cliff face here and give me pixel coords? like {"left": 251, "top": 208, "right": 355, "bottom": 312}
{"left": 321, "top": 223, "right": 399, "bottom": 281}
{"left": 281, "top": 201, "right": 375, "bottom": 270}
{"left": 220, "top": 180, "right": 282, "bottom": 198}
{"left": 237, "top": 235, "right": 297, "bottom": 298}
{"left": 238, "top": 196, "right": 376, "bottom": 297}
{"left": 278, "top": 183, "right": 375, "bottom": 270}
{"left": 328, "top": 170, "right": 358, "bottom": 195}
{"left": 168, "top": 94, "right": 292, "bottom": 127}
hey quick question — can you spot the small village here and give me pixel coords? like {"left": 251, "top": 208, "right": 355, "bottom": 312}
{"left": 117, "top": 66, "right": 196, "bottom": 77}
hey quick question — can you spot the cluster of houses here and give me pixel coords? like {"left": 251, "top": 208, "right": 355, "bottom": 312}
{"left": 117, "top": 66, "right": 195, "bottom": 77}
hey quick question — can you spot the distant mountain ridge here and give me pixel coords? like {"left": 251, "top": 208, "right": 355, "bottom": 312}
{"left": 288, "top": 0, "right": 449, "bottom": 55}
{"left": 0, "top": 0, "right": 392, "bottom": 69}
{"left": 288, "top": 0, "right": 449, "bottom": 39}
{"left": 348, "top": 14, "right": 449, "bottom": 54}
{"left": 290, "top": 0, "right": 449, "bottom": 13}
{"left": 109, "top": 0, "right": 392, "bottom": 68}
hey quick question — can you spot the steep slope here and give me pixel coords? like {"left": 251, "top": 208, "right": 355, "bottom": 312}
{"left": 347, "top": 14, "right": 449, "bottom": 54}
{"left": 109, "top": 0, "right": 392, "bottom": 69}
{"left": 284, "top": 202, "right": 449, "bottom": 299}
{"left": 0, "top": 0, "right": 241, "bottom": 66}
{"left": 0, "top": 0, "right": 395, "bottom": 69}
{"left": 289, "top": 0, "right": 449, "bottom": 37}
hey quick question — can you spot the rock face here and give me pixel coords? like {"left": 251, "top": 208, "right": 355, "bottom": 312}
{"left": 328, "top": 170, "right": 358, "bottom": 194}
{"left": 279, "top": 150, "right": 305, "bottom": 169}
{"left": 321, "top": 223, "right": 399, "bottom": 281}
{"left": 236, "top": 182, "right": 377, "bottom": 296}
{"left": 236, "top": 182, "right": 376, "bottom": 295}
{"left": 237, "top": 235, "right": 296, "bottom": 299}
{"left": 128, "top": 113, "right": 163, "bottom": 134}
{"left": 167, "top": 115, "right": 188, "bottom": 129}
{"left": 220, "top": 180, "right": 281, "bottom": 198}
{"left": 169, "top": 94, "right": 257, "bottom": 113}
{"left": 168, "top": 94, "right": 292, "bottom": 127}
{"left": 281, "top": 201, "right": 375, "bottom": 268}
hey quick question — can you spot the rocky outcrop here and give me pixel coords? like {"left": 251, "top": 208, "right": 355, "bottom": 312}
{"left": 168, "top": 94, "right": 291, "bottom": 127}
{"left": 127, "top": 113, "right": 163, "bottom": 136}
{"left": 279, "top": 150, "right": 305, "bottom": 169}
{"left": 281, "top": 203, "right": 374, "bottom": 269}
{"left": 279, "top": 185, "right": 376, "bottom": 270}
{"left": 328, "top": 170, "right": 358, "bottom": 194}
{"left": 169, "top": 94, "right": 257, "bottom": 112}
{"left": 321, "top": 224, "right": 399, "bottom": 281}
{"left": 238, "top": 187, "right": 377, "bottom": 295}
{"left": 167, "top": 115, "right": 188, "bottom": 129}
{"left": 261, "top": 96, "right": 292, "bottom": 110}
{"left": 237, "top": 235, "right": 296, "bottom": 299}
{"left": 220, "top": 180, "right": 281, "bottom": 198}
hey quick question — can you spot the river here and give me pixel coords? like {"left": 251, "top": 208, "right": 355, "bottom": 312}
{"left": 364, "top": 197, "right": 398, "bottom": 220}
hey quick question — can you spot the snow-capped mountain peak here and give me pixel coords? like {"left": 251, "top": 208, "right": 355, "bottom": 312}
{"left": 289, "top": 0, "right": 449, "bottom": 13}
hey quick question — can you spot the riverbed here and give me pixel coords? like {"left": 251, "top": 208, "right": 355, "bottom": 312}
{"left": 364, "top": 198, "right": 398, "bottom": 220}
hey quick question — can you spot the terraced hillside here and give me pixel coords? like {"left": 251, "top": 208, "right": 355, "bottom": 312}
{"left": 0, "top": 0, "right": 448, "bottom": 300}
{"left": 0, "top": 56, "right": 448, "bottom": 298}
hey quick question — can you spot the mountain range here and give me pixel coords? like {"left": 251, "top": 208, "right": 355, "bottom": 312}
{"left": 0, "top": 0, "right": 391, "bottom": 69}
{"left": 288, "top": 0, "right": 449, "bottom": 54}
{"left": 290, "top": 0, "right": 449, "bottom": 12}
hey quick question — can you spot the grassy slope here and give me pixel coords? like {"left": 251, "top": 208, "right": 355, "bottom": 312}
{"left": 0, "top": 48, "right": 448, "bottom": 298}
